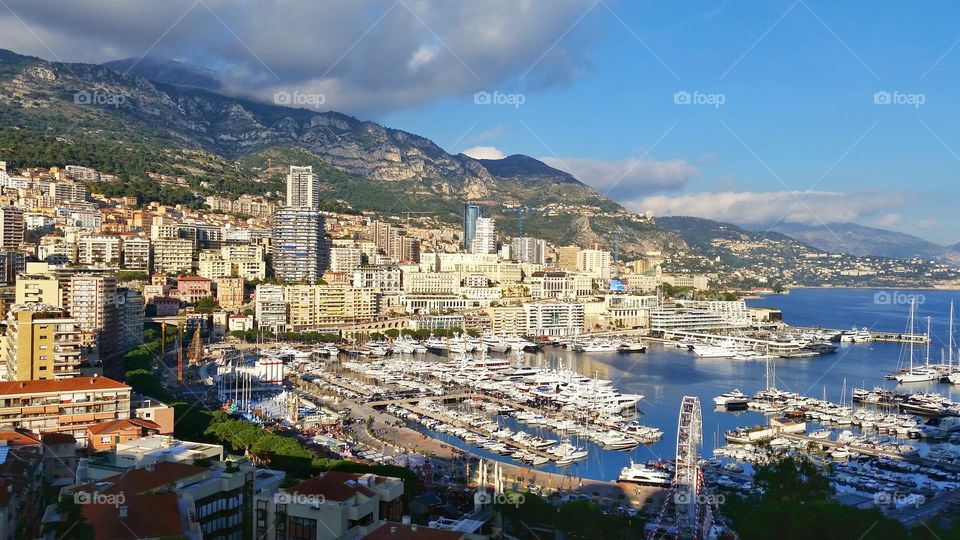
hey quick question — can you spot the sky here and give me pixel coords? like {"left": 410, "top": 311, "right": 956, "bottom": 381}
{"left": 1, "top": 1, "right": 959, "bottom": 243}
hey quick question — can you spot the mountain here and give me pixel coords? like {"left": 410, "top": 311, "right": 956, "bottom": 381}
{"left": 657, "top": 216, "right": 817, "bottom": 267}
{"left": 769, "top": 222, "right": 959, "bottom": 264}
{"left": 0, "top": 48, "right": 670, "bottom": 255}
{"left": 102, "top": 57, "right": 222, "bottom": 91}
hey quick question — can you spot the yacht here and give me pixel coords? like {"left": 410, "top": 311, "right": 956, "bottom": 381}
{"left": 839, "top": 327, "right": 872, "bottom": 342}
{"left": 573, "top": 340, "right": 618, "bottom": 353}
{"left": 692, "top": 343, "right": 736, "bottom": 358}
{"left": 617, "top": 460, "right": 672, "bottom": 486}
{"left": 618, "top": 341, "right": 647, "bottom": 353}
{"left": 891, "top": 301, "right": 938, "bottom": 383}
{"left": 713, "top": 389, "right": 750, "bottom": 408}
{"left": 484, "top": 331, "right": 511, "bottom": 353}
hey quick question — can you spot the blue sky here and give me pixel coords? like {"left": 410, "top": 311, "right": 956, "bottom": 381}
{"left": 2, "top": 0, "right": 960, "bottom": 243}
{"left": 378, "top": 1, "right": 960, "bottom": 244}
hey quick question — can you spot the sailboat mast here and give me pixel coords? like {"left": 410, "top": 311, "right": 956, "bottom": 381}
{"left": 909, "top": 300, "right": 915, "bottom": 371}
{"left": 950, "top": 300, "right": 955, "bottom": 369}
{"left": 926, "top": 316, "right": 932, "bottom": 368}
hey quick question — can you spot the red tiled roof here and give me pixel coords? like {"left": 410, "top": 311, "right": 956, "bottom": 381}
{"left": 290, "top": 471, "right": 378, "bottom": 502}
{"left": 82, "top": 494, "right": 183, "bottom": 540}
{"left": 98, "top": 461, "right": 208, "bottom": 495}
{"left": 0, "top": 431, "right": 40, "bottom": 446}
{"left": 176, "top": 276, "right": 211, "bottom": 282}
{"left": 87, "top": 418, "right": 161, "bottom": 435}
{"left": 41, "top": 432, "right": 77, "bottom": 445}
{"left": 0, "top": 377, "right": 129, "bottom": 396}
{"left": 363, "top": 523, "right": 465, "bottom": 540}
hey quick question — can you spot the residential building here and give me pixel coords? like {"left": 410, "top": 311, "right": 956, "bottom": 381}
{"left": 77, "top": 234, "right": 122, "bottom": 266}
{"left": 86, "top": 418, "right": 162, "bottom": 452}
{"left": 121, "top": 236, "right": 151, "bottom": 271}
{"left": 255, "top": 471, "right": 405, "bottom": 540}
{"left": 69, "top": 274, "right": 119, "bottom": 362}
{"left": 0, "top": 251, "right": 25, "bottom": 286}
{"left": 576, "top": 249, "right": 612, "bottom": 279}
{"left": 0, "top": 377, "right": 131, "bottom": 442}
{"left": 117, "top": 288, "right": 144, "bottom": 351}
{"left": 151, "top": 237, "right": 195, "bottom": 275}
{"left": 256, "top": 284, "right": 287, "bottom": 331}
{"left": 471, "top": 217, "right": 495, "bottom": 254}
{"left": 216, "top": 276, "right": 245, "bottom": 310}
{"left": 287, "top": 165, "right": 320, "bottom": 209}
{"left": 272, "top": 207, "right": 328, "bottom": 284}
{"left": 511, "top": 237, "right": 546, "bottom": 264}
{"left": 352, "top": 266, "right": 401, "bottom": 292}
{"left": 174, "top": 276, "right": 213, "bottom": 304}
{"left": 2, "top": 304, "right": 83, "bottom": 381}
{"left": 0, "top": 207, "right": 23, "bottom": 250}
{"left": 523, "top": 302, "right": 585, "bottom": 337}
{"left": 329, "top": 246, "right": 363, "bottom": 273}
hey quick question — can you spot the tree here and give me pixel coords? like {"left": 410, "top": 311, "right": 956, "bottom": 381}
{"left": 193, "top": 296, "right": 220, "bottom": 313}
{"left": 384, "top": 328, "right": 400, "bottom": 338}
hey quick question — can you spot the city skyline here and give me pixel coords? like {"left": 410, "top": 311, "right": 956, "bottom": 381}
{"left": 1, "top": 2, "right": 958, "bottom": 242}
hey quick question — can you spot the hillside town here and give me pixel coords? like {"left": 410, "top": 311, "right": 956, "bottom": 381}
{"left": 1, "top": 159, "right": 959, "bottom": 539}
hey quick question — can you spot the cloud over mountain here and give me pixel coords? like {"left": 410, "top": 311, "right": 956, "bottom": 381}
{"left": 0, "top": 0, "right": 599, "bottom": 116}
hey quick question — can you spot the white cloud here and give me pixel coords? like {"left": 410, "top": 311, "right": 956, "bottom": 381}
{"left": 917, "top": 218, "right": 938, "bottom": 230}
{"left": 875, "top": 213, "right": 902, "bottom": 228}
{"left": 0, "top": 0, "right": 600, "bottom": 116}
{"left": 539, "top": 157, "right": 698, "bottom": 199}
{"left": 637, "top": 190, "right": 903, "bottom": 226}
{"left": 462, "top": 146, "right": 506, "bottom": 160}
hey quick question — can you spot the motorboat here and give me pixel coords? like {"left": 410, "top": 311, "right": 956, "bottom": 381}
{"left": 713, "top": 389, "right": 750, "bottom": 408}
{"left": 617, "top": 460, "right": 672, "bottom": 486}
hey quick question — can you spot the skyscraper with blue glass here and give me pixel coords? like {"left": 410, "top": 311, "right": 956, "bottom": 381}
{"left": 462, "top": 204, "right": 481, "bottom": 250}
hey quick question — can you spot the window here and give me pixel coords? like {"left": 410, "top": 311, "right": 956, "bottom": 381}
{"left": 287, "top": 516, "right": 317, "bottom": 540}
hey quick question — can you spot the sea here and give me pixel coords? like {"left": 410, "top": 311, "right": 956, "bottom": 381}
{"left": 411, "top": 288, "right": 960, "bottom": 481}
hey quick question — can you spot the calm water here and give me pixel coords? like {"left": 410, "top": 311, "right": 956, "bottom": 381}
{"left": 414, "top": 288, "right": 960, "bottom": 481}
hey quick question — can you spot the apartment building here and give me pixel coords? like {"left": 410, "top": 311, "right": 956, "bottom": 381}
{"left": 523, "top": 302, "right": 585, "bottom": 337}
{"left": 121, "top": 236, "right": 151, "bottom": 271}
{"left": 329, "top": 246, "right": 363, "bottom": 273}
{"left": 0, "top": 207, "right": 23, "bottom": 250}
{"left": 2, "top": 304, "right": 83, "bottom": 381}
{"left": 77, "top": 234, "right": 123, "bottom": 266}
{"left": 69, "top": 274, "right": 119, "bottom": 360}
{"left": 272, "top": 207, "right": 327, "bottom": 284}
{"left": 151, "top": 237, "right": 195, "bottom": 275}
{"left": 255, "top": 471, "right": 405, "bottom": 540}
{"left": 286, "top": 165, "right": 320, "bottom": 209}
{"left": 0, "top": 376, "right": 131, "bottom": 442}
{"left": 255, "top": 284, "right": 287, "bottom": 331}
{"left": 576, "top": 249, "right": 612, "bottom": 279}
{"left": 117, "top": 288, "right": 145, "bottom": 351}
{"left": 174, "top": 276, "right": 213, "bottom": 304}
{"left": 216, "top": 276, "right": 245, "bottom": 310}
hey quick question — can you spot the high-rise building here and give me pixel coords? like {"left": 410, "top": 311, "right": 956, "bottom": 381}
{"left": 462, "top": 204, "right": 481, "bottom": 250}
{"left": 0, "top": 207, "right": 24, "bottom": 250}
{"left": 272, "top": 207, "right": 328, "bottom": 284}
{"left": 152, "top": 238, "right": 195, "bottom": 275}
{"left": 117, "top": 288, "right": 145, "bottom": 351}
{"left": 0, "top": 250, "right": 25, "bottom": 286}
{"left": 69, "top": 274, "right": 119, "bottom": 365}
{"left": 471, "top": 217, "right": 496, "bottom": 254}
{"left": 2, "top": 303, "right": 83, "bottom": 381}
{"left": 286, "top": 165, "right": 320, "bottom": 209}
{"left": 576, "top": 249, "right": 612, "bottom": 279}
{"left": 329, "top": 247, "right": 363, "bottom": 273}
{"left": 511, "top": 237, "right": 546, "bottom": 264}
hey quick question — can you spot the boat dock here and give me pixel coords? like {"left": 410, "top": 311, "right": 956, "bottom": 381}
{"left": 790, "top": 326, "right": 929, "bottom": 344}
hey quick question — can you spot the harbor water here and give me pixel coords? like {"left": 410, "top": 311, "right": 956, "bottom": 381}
{"left": 408, "top": 288, "right": 960, "bottom": 482}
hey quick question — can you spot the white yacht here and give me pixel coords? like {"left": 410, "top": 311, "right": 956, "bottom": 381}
{"left": 573, "top": 340, "right": 618, "bottom": 353}
{"left": 692, "top": 343, "right": 736, "bottom": 358}
{"left": 713, "top": 389, "right": 749, "bottom": 407}
{"left": 617, "top": 460, "right": 672, "bottom": 486}
{"left": 892, "top": 302, "right": 938, "bottom": 383}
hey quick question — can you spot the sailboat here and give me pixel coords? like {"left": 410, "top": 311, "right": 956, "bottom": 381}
{"left": 893, "top": 301, "right": 939, "bottom": 383}
{"left": 946, "top": 301, "right": 960, "bottom": 384}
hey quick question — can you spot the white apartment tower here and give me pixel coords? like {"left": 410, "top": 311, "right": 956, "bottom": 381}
{"left": 471, "top": 217, "right": 496, "bottom": 254}
{"left": 286, "top": 165, "right": 320, "bottom": 209}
